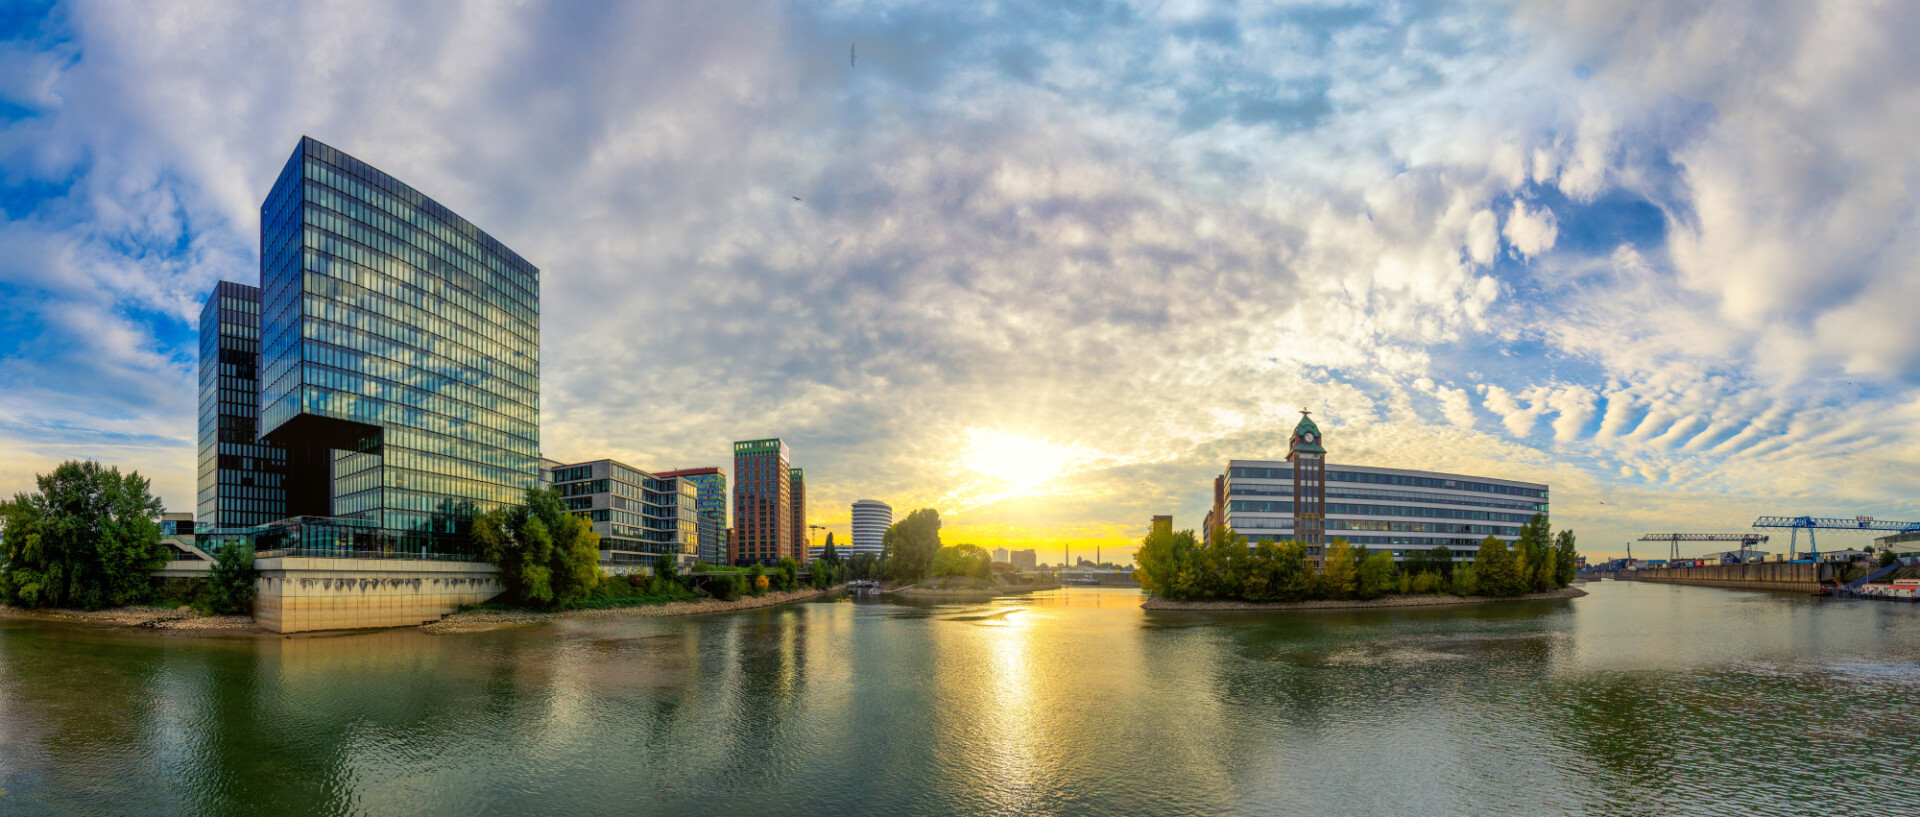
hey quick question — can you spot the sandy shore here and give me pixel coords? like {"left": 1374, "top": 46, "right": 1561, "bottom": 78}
{"left": 423, "top": 586, "right": 844, "bottom": 633}
{"left": 0, "top": 603, "right": 265, "bottom": 632}
{"left": 1140, "top": 585, "right": 1588, "bottom": 611}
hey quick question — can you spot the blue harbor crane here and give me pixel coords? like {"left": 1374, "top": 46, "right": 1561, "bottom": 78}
{"left": 1638, "top": 533, "right": 1770, "bottom": 563}
{"left": 1750, "top": 516, "right": 1920, "bottom": 560}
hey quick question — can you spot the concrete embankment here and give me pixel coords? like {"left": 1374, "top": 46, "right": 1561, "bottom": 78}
{"left": 1621, "top": 562, "right": 1831, "bottom": 593}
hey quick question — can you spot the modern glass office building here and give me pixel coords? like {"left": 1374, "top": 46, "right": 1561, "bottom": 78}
{"left": 196, "top": 281, "right": 288, "bottom": 529}
{"left": 732, "top": 439, "right": 792, "bottom": 565}
{"left": 654, "top": 467, "right": 728, "bottom": 565}
{"left": 253, "top": 136, "right": 540, "bottom": 545}
{"left": 551, "top": 459, "right": 698, "bottom": 569}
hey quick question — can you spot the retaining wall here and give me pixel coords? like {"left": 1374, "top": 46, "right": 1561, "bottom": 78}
{"left": 254, "top": 556, "right": 502, "bottom": 633}
{"left": 1623, "top": 562, "right": 1831, "bottom": 593}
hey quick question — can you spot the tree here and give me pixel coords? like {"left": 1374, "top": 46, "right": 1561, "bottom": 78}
{"left": 1134, "top": 525, "right": 1206, "bottom": 599}
{"left": 1553, "top": 530, "right": 1579, "bottom": 587}
{"left": 776, "top": 557, "right": 799, "bottom": 591}
{"left": 1356, "top": 549, "right": 1397, "bottom": 599}
{"left": 474, "top": 487, "right": 603, "bottom": 608}
{"left": 881, "top": 508, "right": 942, "bottom": 582}
{"left": 821, "top": 533, "right": 840, "bottom": 566}
{"left": 1514, "top": 514, "right": 1556, "bottom": 593}
{"left": 1473, "top": 536, "right": 1525, "bottom": 597}
{"left": 204, "top": 538, "right": 257, "bottom": 615}
{"left": 0, "top": 460, "right": 168, "bottom": 609}
{"left": 1320, "top": 539, "right": 1359, "bottom": 599}
{"left": 933, "top": 544, "right": 992, "bottom": 579}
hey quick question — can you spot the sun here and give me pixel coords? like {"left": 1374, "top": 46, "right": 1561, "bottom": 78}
{"left": 961, "top": 430, "right": 1078, "bottom": 491}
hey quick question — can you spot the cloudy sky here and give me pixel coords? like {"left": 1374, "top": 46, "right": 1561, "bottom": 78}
{"left": 3, "top": 0, "right": 1918, "bottom": 561}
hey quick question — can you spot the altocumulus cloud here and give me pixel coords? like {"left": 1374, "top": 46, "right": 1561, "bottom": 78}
{"left": 1, "top": 0, "right": 1917, "bottom": 557}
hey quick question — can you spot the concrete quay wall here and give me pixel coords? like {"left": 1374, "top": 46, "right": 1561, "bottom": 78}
{"left": 254, "top": 556, "right": 502, "bottom": 633}
{"left": 1623, "top": 562, "right": 1831, "bottom": 593}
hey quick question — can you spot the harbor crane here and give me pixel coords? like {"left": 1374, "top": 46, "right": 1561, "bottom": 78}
{"left": 1751, "top": 516, "right": 1920, "bottom": 560}
{"left": 1638, "top": 533, "right": 1770, "bottom": 563}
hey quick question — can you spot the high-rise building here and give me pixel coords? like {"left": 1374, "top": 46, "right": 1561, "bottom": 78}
{"left": 655, "top": 467, "right": 729, "bottom": 565}
{"left": 197, "top": 281, "right": 288, "bottom": 529}
{"left": 849, "top": 499, "right": 892, "bottom": 555}
{"left": 549, "top": 458, "right": 698, "bottom": 570}
{"left": 732, "top": 439, "right": 791, "bottom": 564}
{"left": 789, "top": 467, "right": 807, "bottom": 561}
{"left": 1010, "top": 549, "right": 1038, "bottom": 569}
{"left": 253, "top": 136, "right": 540, "bottom": 547}
{"left": 992, "top": 547, "right": 1009, "bottom": 564}
{"left": 1151, "top": 515, "right": 1173, "bottom": 537}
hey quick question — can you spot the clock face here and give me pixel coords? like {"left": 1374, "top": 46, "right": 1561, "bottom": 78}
{"left": 1303, "top": 433, "right": 1315, "bottom": 443}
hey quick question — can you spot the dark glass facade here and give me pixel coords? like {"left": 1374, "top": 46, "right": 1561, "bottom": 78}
{"left": 655, "top": 468, "right": 728, "bottom": 565}
{"left": 256, "top": 137, "right": 539, "bottom": 542}
{"left": 196, "top": 281, "right": 288, "bottom": 529}
{"left": 732, "top": 439, "right": 790, "bottom": 565}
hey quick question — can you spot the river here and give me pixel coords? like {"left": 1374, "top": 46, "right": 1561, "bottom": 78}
{"left": 2, "top": 581, "right": 1916, "bottom": 816}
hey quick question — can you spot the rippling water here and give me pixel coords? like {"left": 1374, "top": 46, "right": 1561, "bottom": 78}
{"left": 3, "top": 581, "right": 1917, "bottom": 816}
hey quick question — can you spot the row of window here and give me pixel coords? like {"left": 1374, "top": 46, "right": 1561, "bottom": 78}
{"left": 301, "top": 144, "right": 540, "bottom": 293}
{"left": 298, "top": 342, "right": 537, "bottom": 434}
{"left": 297, "top": 267, "right": 538, "bottom": 397}
{"left": 1230, "top": 467, "right": 1547, "bottom": 497}
{"left": 300, "top": 253, "right": 539, "bottom": 386}
{"left": 302, "top": 160, "right": 537, "bottom": 318}
{"left": 300, "top": 199, "right": 538, "bottom": 349}
{"left": 1228, "top": 501, "right": 1535, "bottom": 523}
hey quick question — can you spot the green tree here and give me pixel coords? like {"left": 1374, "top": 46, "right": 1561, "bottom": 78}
{"left": 880, "top": 508, "right": 942, "bottom": 582}
{"left": 0, "top": 460, "right": 168, "bottom": 609}
{"left": 203, "top": 538, "right": 257, "bottom": 615}
{"left": 474, "top": 487, "right": 603, "bottom": 608}
{"left": 775, "top": 557, "right": 800, "bottom": 591}
{"left": 1553, "top": 529, "right": 1580, "bottom": 587}
{"left": 1356, "top": 549, "right": 1397, "bottom": 599}
{"left": 1321, "top": 539, "right": 1359, "bottom": 599}
{"left": 1134, "top": 525, "right": 1206, "bottom": 600}
{"left": 933, "top": 544, "right": 992, "bottom": 579}
{"left": 1472, "top": 536, "right": 1525, "bottom": 597}
{"left": 1514, "top": 514, "right": 1555, "bottom": 592}
{"left": 821, "top": 533, "right": 840, "bottom": 566}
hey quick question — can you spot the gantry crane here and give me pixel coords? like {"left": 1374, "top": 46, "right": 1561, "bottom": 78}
{"left": 1752, "top": 516, "right": 1920, "bottom": 559}
{"left": 1638, "top": 533, "right": 1770, "bottom": 563}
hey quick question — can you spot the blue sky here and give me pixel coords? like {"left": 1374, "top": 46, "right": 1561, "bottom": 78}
{"left": 3, "top": 0, "right": 1918, "bottom": 559}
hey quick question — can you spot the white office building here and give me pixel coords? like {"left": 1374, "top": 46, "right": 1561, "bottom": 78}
{"left": 849, "top": 499, "right": 892, "bottom": 555}
{"left": 1209, "top": 461, "right": 1547, "bottom": 561}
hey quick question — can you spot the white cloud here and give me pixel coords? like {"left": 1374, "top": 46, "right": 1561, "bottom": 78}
{"left": 1502, "top": 198, "right": 1558, "bottom": 259}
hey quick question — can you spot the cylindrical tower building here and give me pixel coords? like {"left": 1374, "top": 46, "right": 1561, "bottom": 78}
{"left": 849, "top": 499, "right": 893, "bottom": 556}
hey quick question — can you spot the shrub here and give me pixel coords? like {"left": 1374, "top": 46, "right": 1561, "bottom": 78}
{"left": 203, "top": 539, "right": 257, "bottom": 615}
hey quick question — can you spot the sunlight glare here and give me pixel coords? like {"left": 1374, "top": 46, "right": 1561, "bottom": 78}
{"left": 962, "top": 430, "right": 1078, "bottom": 490}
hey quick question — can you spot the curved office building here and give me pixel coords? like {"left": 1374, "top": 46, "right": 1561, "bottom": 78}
{"left": 849, "top": 499, "right": 892, "bottom": 555}
{"left": 256, "top": 136, "right": 540, "bottom": 547}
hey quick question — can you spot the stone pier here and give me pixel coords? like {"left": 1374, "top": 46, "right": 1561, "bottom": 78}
{"left": 253, "top": 555, "right": 503, "bottom": 633}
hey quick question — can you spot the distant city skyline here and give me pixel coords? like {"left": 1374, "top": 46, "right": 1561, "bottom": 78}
{"left": 3, "top": 3, "right": 1919, "bottom": 561}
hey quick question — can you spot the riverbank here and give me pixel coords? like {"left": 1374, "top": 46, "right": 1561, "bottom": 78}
{"left": 1140, "top": 585, "right": 1587, "bottom": 611}
{"left": 0, "top": 603, "right": 265, "bottom": 632}
{"left": 423, "top": 585, "right": 844, "bottom": 633}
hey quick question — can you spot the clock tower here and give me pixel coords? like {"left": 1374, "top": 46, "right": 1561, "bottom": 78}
{"left": 1288, "top": 410, "right": 1327, "bottom": 562}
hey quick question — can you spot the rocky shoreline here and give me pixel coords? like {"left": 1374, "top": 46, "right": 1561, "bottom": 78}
{"left": 423, "top": 585, "right": 843, "bottom": 633}
{"left": 1139, "top": 585, "right": 1588, "bottom": 611}
{"left": 0, "top": 603, "right": 265, "bottom": 632}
